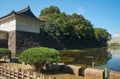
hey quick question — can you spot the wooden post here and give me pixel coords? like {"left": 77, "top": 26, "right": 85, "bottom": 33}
{"left": 15, "top": 68, "right": 19, "bottom": 79}
{"left": 39, "top": 73, "right": 42, "bottom": 79}
{"left": 21, "top": 70, "right": 24, "bottom": 79}
{"left": 8, "top": 67, "right": 11, "bottom": 79}
{"left": 105, "top": 67, "right": 108, "bottom": 79}
{"left": 4, "top": 65, "right": 7, "bottom": 77}
{"left": 10, "top": 68, "right": 13, "bottom": 78}
{"left": 6, "top": 66, "right": 10, "bottom": 78}
{"left": 27, "top": 71, "right": 30, "bottom": 79}
{"left": 2, "top": 65, "right": 4, "bottom": 76}
{"left": 33, "top": 72, "right": 37, "bottom": 79}
{"left": 42, "top": 74, "right": 44, "bottom": 79}
{"left": 49, "top": 75, "right": 50, "bottom": 79}
{"left": 0, "top": 65, "right": 1, "bottom": 74}
{"left": 92, "top": 61, "right": 95, "bottom": 68}
{"left": 13, "top": 68, "right": 15, "bottom": 78}
{"left": 3, "top": 65, "right": 7, "bottom": 77}
{"left": 18, "top": 68, "right": 22, "bottom": 78}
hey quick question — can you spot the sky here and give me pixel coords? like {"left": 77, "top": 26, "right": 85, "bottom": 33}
{"left": 0, "top": 0, "right": 120, "bottom": 36}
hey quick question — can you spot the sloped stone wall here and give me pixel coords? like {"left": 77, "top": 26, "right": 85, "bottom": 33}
{"left": 16, "top": 31, "right": 40, "bottom": 54}
{"left": 39, "top": 34, "right": 64, "bottom": 49}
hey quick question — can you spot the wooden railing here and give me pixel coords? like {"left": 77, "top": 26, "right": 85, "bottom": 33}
{"left": 0, "top": 65, "right": 50, "bottom": 79}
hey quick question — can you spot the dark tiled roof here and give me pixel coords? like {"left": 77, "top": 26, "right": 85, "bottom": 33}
{"left": 0, "top": 6, "right": 40, "bottom": 21}
{"left": 16, "top": 6, "right": 38, "bottom": 19}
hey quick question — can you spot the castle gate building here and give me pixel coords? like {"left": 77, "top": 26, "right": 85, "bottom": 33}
{"left": 0, "top": 6, "right": 41, "bottom": 56}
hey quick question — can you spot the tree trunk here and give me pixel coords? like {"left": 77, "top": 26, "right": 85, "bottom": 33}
{"left": 34, "top": 62, "right": 46, "bottom": 73}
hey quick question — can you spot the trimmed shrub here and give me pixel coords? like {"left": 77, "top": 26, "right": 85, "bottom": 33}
{"left": 19, "top": 47, "right": 61, "bottom": 72}
{"left": 0, "top": 48, "right": 11, "bottom": 58}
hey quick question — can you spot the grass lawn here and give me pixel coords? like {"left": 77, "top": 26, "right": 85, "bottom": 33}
{"left": 3, "top": 63, "right": 33, "bottom": 70}
{"left": 2, "top": 63, "right": 84, "bottom": 79}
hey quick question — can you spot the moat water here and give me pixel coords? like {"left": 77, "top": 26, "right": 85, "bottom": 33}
{"left": 60, "top": 47, "right": 120, "bottom": 72}
{"left": 97, "top": 48, "right": 120, "bottom": 72}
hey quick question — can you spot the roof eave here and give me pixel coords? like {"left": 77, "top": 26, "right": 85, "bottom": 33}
{"left": 16, "top": 13, "right": 43, "bottom": 23}
{"left": 0, "top": 11, "right": 16, "bottom": 22}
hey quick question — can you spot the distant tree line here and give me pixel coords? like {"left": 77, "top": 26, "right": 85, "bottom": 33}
{"left": 38, "top": 6, "right": 111, "bottom": 49}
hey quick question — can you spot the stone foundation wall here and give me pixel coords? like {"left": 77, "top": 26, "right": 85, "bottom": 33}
{"left": 7, "top": 31, "right": 40, "bottom": 56}
{"left": 16, "top": 31, "right": 40, "bottom": 54}
{"left": 8, "top": 31, "right": 16, "bottom": 56}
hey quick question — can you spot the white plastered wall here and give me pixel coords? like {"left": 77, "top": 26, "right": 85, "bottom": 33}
{"left": 16, "top": 16, "right": 40, "bottom": 33}
{"left": 0, "top": 17, "right": 16, "bottom": 32}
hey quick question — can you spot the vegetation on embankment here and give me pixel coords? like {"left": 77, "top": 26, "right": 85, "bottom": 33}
{"left": 38, "top": 6, "right": 111, "bottom": 49}
{"left": 108, "top": 42, "right": 120, "bottom": 46}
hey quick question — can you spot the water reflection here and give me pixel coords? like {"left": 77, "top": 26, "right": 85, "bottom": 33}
{"left": 101, "top": 48, "right": 120, "bottom": 72}
{"left": 109, "top": 48, "right": 120, "bottom": 57}
{"left": 60, "top": 48, "right": 112, "bottom": 67}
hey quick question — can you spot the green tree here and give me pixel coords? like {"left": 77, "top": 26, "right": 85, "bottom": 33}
{"left": 94, "top": 28, "right": 111, "bottom": 46}
{"left": 39, "top": 8, "right": 94, "bottom": 39}
{"left": 69, "top": 13, "right": 94, "bottom": 40}
{"left": 19, "top": 47, "right": 60, "bottom": 72}
{"left": 40, "top": 6, "right": 60, "bottom": 16}
{"left": 40, "top": 12, "right": 69, "bottom": 38}
{"left": 39, "top": 6, "right": 111, "bottom": 48}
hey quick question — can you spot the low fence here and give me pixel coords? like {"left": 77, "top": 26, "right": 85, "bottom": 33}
{"left": 0, "top": 65, "right": 54, "bottom": 79}
{"left": 0, "top": 65, "right": 39, "bottom": 79}
{"left": 1, "top": 64, "right": 120, "bottom": 79}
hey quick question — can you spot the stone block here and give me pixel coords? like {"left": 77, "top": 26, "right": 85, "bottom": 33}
{"left": 109, "top": 71, "right": 120, "bottom": 79}
{"left": 60, "top": 65, "right": 82, "bottom": 76}
{"left": 84, "top": 68, "right": 105, "bottom": 79}
{"left": 49, "top": 64, "right": 60, "bottom": 72}
{"left": 67, "top": 65, "right": 82, "bottom": 76}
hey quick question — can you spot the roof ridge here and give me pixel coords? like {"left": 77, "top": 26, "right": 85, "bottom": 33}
{"left": 17, "top": 6, "right": 30, "bottom": 13}
{"left": 16, "top": 6, "right": 38, "bottom": 19}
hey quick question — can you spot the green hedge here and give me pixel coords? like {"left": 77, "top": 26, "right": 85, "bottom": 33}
{"left": 19, "top": 47, "right": 60, "bottom": 63}
{"left": 0, "top": 48, "right": 11, "bottom": 57}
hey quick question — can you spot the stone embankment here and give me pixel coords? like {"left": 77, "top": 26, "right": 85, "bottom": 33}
{"left": 49, "top": 64, "right": 120, "bottom": 79}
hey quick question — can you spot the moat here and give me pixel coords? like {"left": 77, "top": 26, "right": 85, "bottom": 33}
{"left": 60, "top": 47, "right": 120, "bottom": 72}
